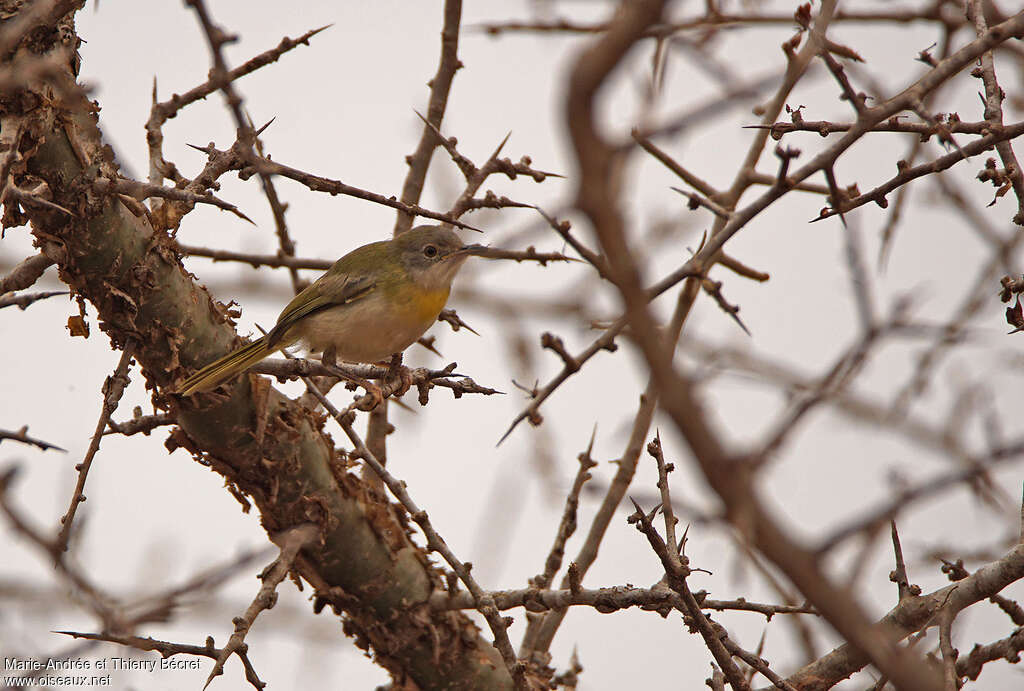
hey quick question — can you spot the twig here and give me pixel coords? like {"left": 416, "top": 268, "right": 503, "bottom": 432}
{"left": 746, "top": 171, "right": 828, "bottom": 196}
{"left": 635, "top": 132, "right": 719, "bottom": 198}
{"left": 476, "top": 8, "right": 960, "bottom": 38}
{"left": 447, "top": 132, "right": 559, "bottom": 220}
{"left": 293, "top": 371, "right": 528, "bottom": 689}
{"left": 630, "top": 68, "right": 785, "bottom": 145}
{"left": 841, "top": 218, "right": 875, "bottom": 332}
{"left": 203, "top": 524, "right": 318, "bottom": 689}
{"left": 92, "top": 177, "right": 251, "bottom": 222}
{"left": 756, "top": 317, "right": 886, "bottom": 465}
{"left": 103, "top": 413, "right": 174, "bottom": 437}
{"left": 473, "top": 246, "right": 579, "bottom": 265}
{"left": 0, "top": 426, "right": 65, "bottom": 452}
{"left": 680, "top": 332, "right": 977, "bottom": 466}
{"left": 246, "top": 110, "right": 301, "bottom": 294}
{"left": 177, "top": 243, "right": 330, "bottom": 270}
{"left": 499, "top": 323, "right": 622, "bottom": 444}
{"left": 718, "top": 633, "right": 797, "bottom": 691}
{"left": 816, "top": 440, "right": 1024, "bottom": 555}
{"left": 891, "top": 229, "right": 1023, "bottom": 417}
{"left": 414, "top": 110, "right": 477, "bottom": 178}
{"left": 957, "top": 627, "right": 1024, "bottom": 682}
{"left": 432, "top": 585, "right": 815, "bottom": 618}
{"left": 436, "top": 308, "right": 479, "bottom": 336}
{"left": 749, "top": 115, "right": 993, "bottom": 139}
{"left": 647, "top": 434, "right": 679, "bottom": 565}
{"left": 628, "top": 497, "right": 751, "bottom": 691}
{"left": 890, "top": 521, "right": 918, "bottom": 602}
{"left": 700, "top": 278, "right": 750, "bottom": 335}
{"left": 249, "top": 356, "right": 487, "bottom": 388}
{"left": 0, "top": 253, "right": 54, "bottom": 294}
{"left": 394, "top": 0, "right": 464, "bottom": 235}
{"left": 673, "top": 186, "right": 732, "bottom": 220}
{"left": 522, "top": 280, "right": 700, "bottom": 655}
{"left": 0, "top": 289, "right": 67, "bottom": 310}
{"left": 124, "top": 546, "right": 273, "bottom": 627}
{"left": 819, "top": 50, "right": 867, "bottom": 114}
{"left": 937, "top": 610, "right": 960, "bottom": 691}
{"left": 248, "top": 154, "right": 479, "bottom": 230}
{"left": 56, "top": 631, "right": 265, "bottom": 690}
{"left": 530, "top": 429, "right": 598, "bottom": 590}
{"left": 785, "top": 542, "right": 1024, "bottom": 688}
{"left": 55, "top": 344, "right": 135, "bottom": 554}
{"left": 532, "top": 205, "right": 609, "bottom": 278}
{"left": 146, "top": 24, "right": 328, "bottom": 185}
{"left": 0, "top": 467, "right": 115, "bottom": 625}
{"left": 4, "top": 184, "right": 74, "bottom": 216}
{"left": 717, "top": 253, "right": 770, "bottom": 282}
{"left": 813, "top": 121, "right": 1024, "bottom": 222}
{"left": 184, "top": 0, "right": 254, "bottom": 145}
{"left": 966, "top": 0, "right": 1024, "bottom": 225}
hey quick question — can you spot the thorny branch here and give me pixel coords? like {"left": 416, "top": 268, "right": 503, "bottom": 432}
{"left": 628, "top": 496, "right": 751, "bottom": 691}
{"left": 57, "top": 631, "right": 265, "bottom": 690}
{"left": 394, "top": 0, "right": 463, "bottom": 235}
{"left": 54, "top": 344, "right": 136, "bottom": 554}
{"left": 288, "top": 360, "right": 528, "bottom": 690}
{"left": 203, "top": 524, "right": 318, "bottom": 690}
{"left": 432, "top": 586, "right": 815, "bottom": 618}
{"left": 145, "top": 24, "right": 328, "bottom": 187}
{"left": 0, "top": 426, "right": 65, "bottom": 452}
{"left": 175, "top": 242, "right": 575, "bottom": 271}
{"left": 966, "top": 0, "right": 1024, "bottom": 226}
{"left": 0, "top": 253, "right": 53, "bottom": 293}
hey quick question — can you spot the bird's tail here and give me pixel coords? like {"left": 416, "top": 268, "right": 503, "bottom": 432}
{"left": 176, "top": 336, "right": 274, "bottom": 395}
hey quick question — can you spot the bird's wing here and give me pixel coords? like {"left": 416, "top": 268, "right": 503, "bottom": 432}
{"left": 265, "top": 274, "right": 375, "bottom": 348}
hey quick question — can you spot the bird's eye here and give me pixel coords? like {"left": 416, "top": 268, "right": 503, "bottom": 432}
{"left": 423, "top": 245, "right": 438, "bottom": 258}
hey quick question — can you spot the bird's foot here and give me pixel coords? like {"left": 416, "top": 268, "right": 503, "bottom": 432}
{"left": 362, "top": 381, "right": 386, "bottom": 411}
{"left": 346, "top": 377, "right": 385, "bottom": 412}
{"left": 384, "top": 352, "right": 413, "bottom": 398}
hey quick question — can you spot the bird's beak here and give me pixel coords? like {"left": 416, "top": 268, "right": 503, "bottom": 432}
{"left": 448, "top": 243, "right": 488, "bottom": 258}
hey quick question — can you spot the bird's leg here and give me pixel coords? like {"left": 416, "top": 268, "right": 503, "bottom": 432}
{"left": 319, "top": 346, "right": 385, "bottom": 411}
{"left": 385, "top": 352, "right": 413, "bottom": 398}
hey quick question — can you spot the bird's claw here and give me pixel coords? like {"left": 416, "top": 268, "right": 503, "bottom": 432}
{"left": 349, "top": 354, "right": 412, "bottom": 412}
{"left": 362, "top": 383, "right": 385, "bottom": 411}
{"left": 385, "top": 353, "right": 413, "bottom": 398}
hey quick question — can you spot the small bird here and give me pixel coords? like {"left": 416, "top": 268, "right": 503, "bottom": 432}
{"left": 176, "top": 225, "right": 484, "bottom": 396}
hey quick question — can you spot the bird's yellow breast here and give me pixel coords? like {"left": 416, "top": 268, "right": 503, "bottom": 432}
{"left": 402, "top": 286, "right": 450, "bottom": 325}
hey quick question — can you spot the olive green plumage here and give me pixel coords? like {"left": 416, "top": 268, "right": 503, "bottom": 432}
{"left": 176, "top": 225, "right": 481, "bottom": 395}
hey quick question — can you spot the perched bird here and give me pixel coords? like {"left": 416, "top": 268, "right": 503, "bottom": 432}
{"left": 176, "top": 225, "right": 484, "bottom": 395}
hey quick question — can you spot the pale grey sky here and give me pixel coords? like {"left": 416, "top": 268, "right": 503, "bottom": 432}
{"left": 2, "top": 1, "right": 1023, "bottom": 689}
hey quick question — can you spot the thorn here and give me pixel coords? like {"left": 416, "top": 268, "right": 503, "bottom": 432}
{"left": 823, "top": 166, "right": 848, "bottom": 228}
{"left": 254, "top": 117, "right": 276, "bottom": 137}
{"left": 232, "top": 207, "right": 257, "bottom": 226}
{"left": 496, "top": 416, "right": 521, "bottom": 447}
{"left": 489, "top": 131, "right": 513, "bottom": 161}
{"left": 414, "top": 109, "right": 439, "bottom": 134}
